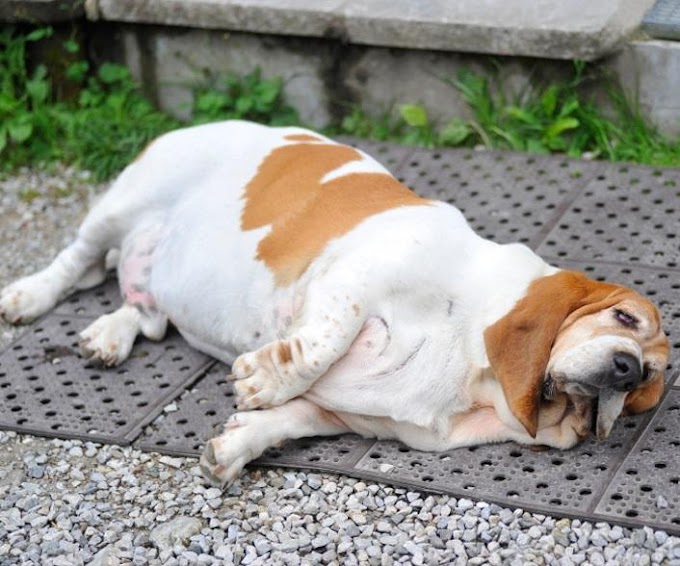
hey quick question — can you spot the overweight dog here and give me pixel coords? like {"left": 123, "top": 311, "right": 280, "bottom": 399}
{"left": 0, "top": 121, "right": 668, "bottom": 487}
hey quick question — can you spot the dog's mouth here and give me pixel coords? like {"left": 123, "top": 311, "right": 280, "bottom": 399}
{"left": 543, "top": 374, "right": 628, "bottom": 441}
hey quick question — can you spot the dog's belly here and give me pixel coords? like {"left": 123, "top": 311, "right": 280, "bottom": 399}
{"left": 147, "top": 195, "right": 297, "bottom": 362}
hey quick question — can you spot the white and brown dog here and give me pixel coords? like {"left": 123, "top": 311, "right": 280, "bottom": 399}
{"left": 0, "top": 121, "right": 669, "bottom": 486}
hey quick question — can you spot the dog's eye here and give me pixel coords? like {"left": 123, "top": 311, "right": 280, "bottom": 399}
{"left": 614, "top": 309, "right": 638, "bottom": 328}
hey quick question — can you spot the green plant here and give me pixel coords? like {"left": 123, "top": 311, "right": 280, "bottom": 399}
{"left": 337, "top": 107, "right": 403, "bottom": 141}
{"left": 337, "top": 103, "right": 472, "bottom": 149}
{"left": 192, "top": 69, "right": 298, "bottom": 125}
{"left": 339, "top": 62, "right": 680, "bottom": 167}
{"left": 64, "top": 62, "right": 181, "bottom": 179}
{"left": 449, "top": 63, "right": 680, "bottom": 165}
{"left": 0, "top": 27, "right": 60, "bottom": 162}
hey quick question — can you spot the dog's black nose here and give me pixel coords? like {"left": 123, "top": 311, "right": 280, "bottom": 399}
{"left": 610, "top": 351, "right": 643, "bottom": 390}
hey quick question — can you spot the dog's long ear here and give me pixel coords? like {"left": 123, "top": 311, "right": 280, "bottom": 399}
{"left": 624, "top": 372, "right": 664, "bottom": 415}
{"left": 483, "top": 271, "right": 626, "bottom": 437}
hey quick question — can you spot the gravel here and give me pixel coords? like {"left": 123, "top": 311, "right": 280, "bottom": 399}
{"left": 1, "top": 165, "right": 680, "bottom": 565}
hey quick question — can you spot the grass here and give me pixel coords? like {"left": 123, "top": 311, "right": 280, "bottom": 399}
{"left": 1, "top": 26, "right": 680, "bottom": 181}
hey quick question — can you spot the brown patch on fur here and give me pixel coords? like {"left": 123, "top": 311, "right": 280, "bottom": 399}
{"left": 484, "top": 270, "right": 642, "bottom": 438}
{"left": 353, "top": 304, "right": 361, "bottom": 316}
{"left": 292, "top": 338, "right": 303, "bottom": 357}
{"left": 241, "top": 142, "right": 428, "bottom": 286}
{"left": 276, "top": 341, "right": 293, "bottom": 364}
{"left": 284, "top": 133, "right": 323, "bottom": 142}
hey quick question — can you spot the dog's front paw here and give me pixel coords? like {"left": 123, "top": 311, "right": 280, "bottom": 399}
{"left": 199, "top": 414, "right": 257, "bottom": 488}
{"left": 230, "top": 339, "right": 308, "bottom": 410}
{"left": 0, "top": 277, "right": 56, "bottom": 324}
{"left": 79, "top": 311, "right": 138, "bottom": 367}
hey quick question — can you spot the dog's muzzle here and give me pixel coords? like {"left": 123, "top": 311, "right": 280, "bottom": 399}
{"left": 544, "top": 350, "right": 646, "bottom": 441}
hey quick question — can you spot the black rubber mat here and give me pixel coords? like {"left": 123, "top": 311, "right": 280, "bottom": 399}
{"left": 1, "top": 144, "right": 680, "bottom": 535}
{"left": 394, "top": 148, "right": 604, "bottom": 247}
{"left": 537, "top": 164, "right": 680, "bottom": 269}
{"left": 643, "top": 0, "right": 680, "bottom": 41}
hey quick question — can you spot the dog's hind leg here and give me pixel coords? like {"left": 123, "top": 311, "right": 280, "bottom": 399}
{"left": 200, "top": 398, "right": 350, "bottom": 487}
{"left": 0, "top": 233, "right": 109, "bottom": 325}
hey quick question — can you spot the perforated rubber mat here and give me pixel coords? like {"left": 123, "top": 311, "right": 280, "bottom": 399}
{"left": 2, "top": 143, "right": 680, "bottom": 534}
{"left": 0, "top": 279, "right": 213, "bottom": 444}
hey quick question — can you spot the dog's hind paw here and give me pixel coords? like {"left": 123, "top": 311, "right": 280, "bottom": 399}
{"left": 199, "top": 414, "right": 255, "bottom": 488}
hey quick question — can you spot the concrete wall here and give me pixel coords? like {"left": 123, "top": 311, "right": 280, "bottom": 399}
{"left": 94, "top": 23, "right": 680, "bottom": 137}
{"left": 102, "top": 23, "right": 577, "bottom": 129}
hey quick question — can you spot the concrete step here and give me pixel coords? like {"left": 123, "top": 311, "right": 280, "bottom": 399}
{"left": 86, "top": 0, "right": 654, "bottom": 61}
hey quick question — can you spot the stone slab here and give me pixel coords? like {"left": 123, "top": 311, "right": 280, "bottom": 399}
{"left": 88, "top": 0, "right": 654, "bottom": 60}
{"left": 610, "top": 40, "right": 680, "bottom": 138}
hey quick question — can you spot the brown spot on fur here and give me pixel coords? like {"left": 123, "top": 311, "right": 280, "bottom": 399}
{"left": 284, "top": 133, "right": 323, "bottom": 142}
{"left": 292, "top": 338, "right": 303, "bottom": 357}
{"left": 277, "top": 341, "right": 293, "bottom": 364}
{"left": 241, "top": 142, "right": 428, "bottom": 286}
{"left": 353, "top": 304, "right": 361, "bottom": 316}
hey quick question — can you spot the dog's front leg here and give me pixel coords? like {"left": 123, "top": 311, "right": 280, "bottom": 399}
{"left": 231, "top": 282, "right": 368, "bottom": 410}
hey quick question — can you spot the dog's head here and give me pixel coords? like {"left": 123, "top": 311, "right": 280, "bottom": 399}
{"left": 484, "top": 270, "right": 669, "bottom": 441}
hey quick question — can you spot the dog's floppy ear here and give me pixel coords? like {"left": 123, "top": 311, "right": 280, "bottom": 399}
{"left": 624, "top": 372, "right": 665, "bottom": 415}
{"left": 483, "top": 271, "right": 625, "bottom": 437}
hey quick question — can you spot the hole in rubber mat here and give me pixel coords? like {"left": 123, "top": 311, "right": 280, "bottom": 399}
{"left": 54, "top": 277, "right": 120, "bottom": 317}
{"left": 0, "top": 292, "right": 212, "bottom": 444}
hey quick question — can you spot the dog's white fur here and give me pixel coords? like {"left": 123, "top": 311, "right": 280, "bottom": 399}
{"left": 0, "top": 121, "right": 666, "bottom": 487}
